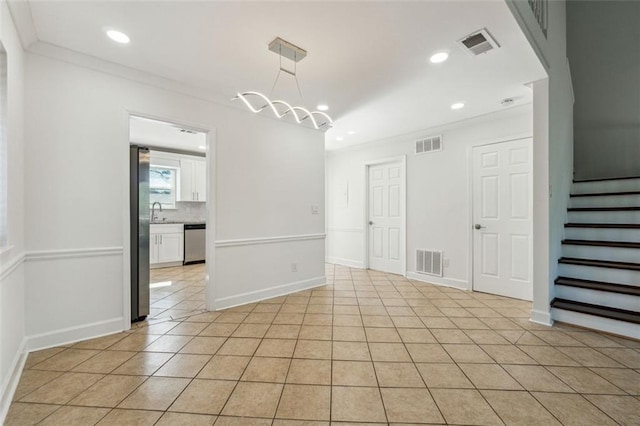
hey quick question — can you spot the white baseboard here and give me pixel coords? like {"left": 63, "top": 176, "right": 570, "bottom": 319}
{"left": 27, "top": 317, "right": 125, "bottom": 352}
{"left": 530, "top": 308, "right": 553, "bottom": 326}
{"left": 0, "top": 338, "right": 27, "bottom": 425}
{"left": 150, "top": 261, "right": 183, "bottom": 269}
{"left": 551, "top": 308, "right": 640, "bottom": 339}
{"left": 326, "top": 257, "right": 364, "bottom": 269}
{"left": 214, "top": 276, "right": 327, "bottom": 310}
{"left": 406, "top": 272, "right": 469, "bottom": 291}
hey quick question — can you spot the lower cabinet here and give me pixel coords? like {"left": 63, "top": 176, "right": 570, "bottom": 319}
{"left": 150, "top": 224, "right": 184, "bottom": 266}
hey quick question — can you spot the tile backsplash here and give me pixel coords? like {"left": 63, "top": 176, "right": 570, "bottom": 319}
{"left": 152, "top": 202, "right": 206, "bottom": 223}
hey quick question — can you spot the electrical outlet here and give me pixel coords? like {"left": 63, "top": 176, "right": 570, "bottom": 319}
{"left": 443, "top": 258, "right": 450, "bottom": 268}
{"left": 291, "top": 263, "right": 298, "bottom": 272}
{"left": 311, "top": 205, "right": 320, "bottom": 215}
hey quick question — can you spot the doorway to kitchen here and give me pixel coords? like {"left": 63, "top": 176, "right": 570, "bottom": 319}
{"left": 129, "top": 115, "right": 210, "bottom": 322}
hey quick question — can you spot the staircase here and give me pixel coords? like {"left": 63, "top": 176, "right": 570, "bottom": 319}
{"left": 551, "top": 177, "right": 640, "bottom": 339}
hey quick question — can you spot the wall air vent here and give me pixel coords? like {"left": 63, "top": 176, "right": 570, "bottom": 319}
{"left": 415, "top": 135, "right": 442, "bottom": 155}
{"left": 416, "top": 249, "right": 443, "bottom": 277}
{"left": 458, "top": 28, "right": 500, "bottom": 56}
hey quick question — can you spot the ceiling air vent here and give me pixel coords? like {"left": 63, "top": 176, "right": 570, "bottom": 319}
{"left": 416, "top": 249, "right": 443, "bottom": 277}
{"left": 415, "top": 135, "right": 442, "bottom": 155}
{"left": 458, "top": 28, "right": 500, "bottom": 56}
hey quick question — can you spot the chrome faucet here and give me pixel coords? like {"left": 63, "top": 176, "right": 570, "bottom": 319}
{"left": 151, "top": 201, "right": 162, "bottom": 223}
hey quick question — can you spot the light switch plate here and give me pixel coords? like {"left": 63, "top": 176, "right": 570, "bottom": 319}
{"left": 311, "top": 205, "right": 320, "bottom": 215}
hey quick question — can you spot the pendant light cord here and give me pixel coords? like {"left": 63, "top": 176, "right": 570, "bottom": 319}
{"left": 294, "top": 50, "right": 304, "bottom": 101}
{"left": 269, "top": 44, "right": 304, "bottom": 102}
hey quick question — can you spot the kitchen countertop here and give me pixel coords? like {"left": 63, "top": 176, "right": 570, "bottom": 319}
{"left": 151, "top": 220, "right": 206, "bottom": 225}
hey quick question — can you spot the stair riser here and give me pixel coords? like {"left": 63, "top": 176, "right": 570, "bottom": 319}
{"left": 570, "top": 194, "right": 640, "bottom": 208}
{"left": 572, "top": 179, "right": 640, "bottom": 194}
{"left": 567, "top": 210, "right": 640, "bottom": 224}
{"left": 558, "top": 264, "right": 640, "bottom": 286}
{"left": 561, "top": 245, "right": 640, "bottom": 263}
{"left": 564, "top": 227, "right": 640, "bottom": 243}
{"left": 555, "top": 285, "right": 640, "bottom": 311}
{"left": 551, "top": 308, "right": 640, "bottom": 339}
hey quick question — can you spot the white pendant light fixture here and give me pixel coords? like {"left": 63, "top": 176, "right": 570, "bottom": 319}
{"left": 233, "top": 37, "right": 333, "bottom": 131}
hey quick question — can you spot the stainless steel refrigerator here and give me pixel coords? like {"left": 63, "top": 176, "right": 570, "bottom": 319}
{"left": 130, "top": 145, "right": 150, "bottom": 321}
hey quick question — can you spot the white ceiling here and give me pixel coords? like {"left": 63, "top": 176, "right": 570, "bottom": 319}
{"left": 129, "top": 116, "right": 207, "bottom": 153}
{"left": 18, "top": 1, "right": 546, "bottom": 150}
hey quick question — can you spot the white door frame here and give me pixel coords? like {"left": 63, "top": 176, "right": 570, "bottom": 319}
{"left": 123, "top": 110, "right": 216, "bottom": 328}
{"left": 468, "top": 135, "right": 533, "bottom": 298}
{"left": 363, "top": 156, "right": 407, "bottom": 275}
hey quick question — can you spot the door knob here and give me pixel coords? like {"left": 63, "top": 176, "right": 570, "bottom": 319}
{"left": 369, "top": 221, "right": 374, "bottom": 225}
{"left": 474, "top": 224, "right": 486, "bottom": 230}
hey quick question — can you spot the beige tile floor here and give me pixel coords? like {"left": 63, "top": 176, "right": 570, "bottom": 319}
{"left": 148, "top": 264, "right": 207, "bottom": 320}
{"left": 6, "top": 263, "right": 640, "bottom": 425}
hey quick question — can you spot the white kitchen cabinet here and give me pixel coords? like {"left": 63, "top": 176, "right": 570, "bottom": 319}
{"left": 179, "top": 158, "right": 206, "bottom": 202}
{"left": 150, "top": 224, "right": 184, "bottom": 267}
{"left": 149, "top": 236, "right": 159, "bottom": 264}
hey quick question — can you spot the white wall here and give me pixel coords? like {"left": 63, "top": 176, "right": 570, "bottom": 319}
{"left": 0, "top": 1, "right": 26, "bottom": 420}
{"left": 507, "top": 0, "right": 574, "bottom": 324}
{"left": 213, "top": 93, "right": 326, "bottom": 307}
{"left": 567, "top": 1, "right": 640, "bottom": 180}
{"left": 23, "top": 50, "right": 324, "bottom": 344}
{"left": 326, "top": 105, "right": 532, "bottom": 288}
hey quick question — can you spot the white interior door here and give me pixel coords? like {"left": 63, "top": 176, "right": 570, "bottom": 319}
{"left": 368, "top": 160, "right": 404, "bottom": 275}
{"left": 472, "top": 138, "right": 532, "bottom": 300}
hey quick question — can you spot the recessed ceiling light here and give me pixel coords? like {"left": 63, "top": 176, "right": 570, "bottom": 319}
{"left": 347, "top": 131, "right": 356, "bottom": 135}
{"left": 336, "top": 136, "right": 344, "bottom": 141}
{"left": 317, "top": 104, "right": 329, "bottom": 111}
{"left": 430, "top": 51, "right": 449, "bottom": 64}
{"left": 106, "top": 30, "right": 130, "bottom": 44}
{"left": 198, "top": 145, "right": 206, "bottom": 150}
{"left": 451, "top": 102, "right": 465, "bottom": 110}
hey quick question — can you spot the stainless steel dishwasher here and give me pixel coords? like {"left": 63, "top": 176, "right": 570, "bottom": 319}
{"left": 184, "top": 223, "right": 206, "bottom": 264}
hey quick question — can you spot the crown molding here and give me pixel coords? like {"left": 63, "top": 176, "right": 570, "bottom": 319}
{"left": 6, "top": 0, "right": 38, "bottom": 49}
{"left": 28, "top": 40, "right": 231, "bottom": 105}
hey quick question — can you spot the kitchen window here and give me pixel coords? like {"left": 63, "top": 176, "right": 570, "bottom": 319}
{"left": 149, "top": 166, "right": 177, "bottom": 209}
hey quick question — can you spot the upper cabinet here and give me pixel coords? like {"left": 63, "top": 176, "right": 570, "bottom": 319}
{"left": 179, "top": 157, "right": 206, "bottom": 202}
{"left": 150, "top": 150, "right": 206, "bottom": 203}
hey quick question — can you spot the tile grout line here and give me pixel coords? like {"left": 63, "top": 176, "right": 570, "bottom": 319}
{"left": 329, "top": 264, "right": 335, "bottom": 424}
{"left": 270, "top": 277, "right": 314, "bottom": 423}
{"left": 366, "top": 270, "right": 391, "bottom": 424}
{"left": 211, "top": 300, "right": 280, "bottom": 423}
{"left": 390, "top": 273, "right": 450, "bottom": 424}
